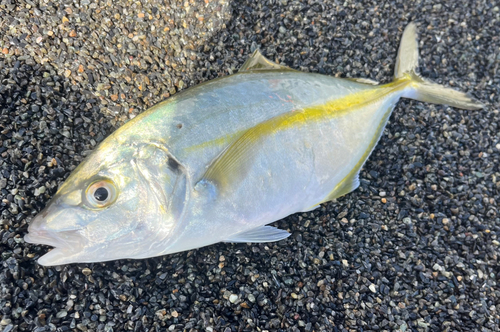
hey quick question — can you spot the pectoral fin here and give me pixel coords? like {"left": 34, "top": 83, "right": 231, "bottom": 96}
{"left": 200, "top": 110, "right": 306, "bottom": 189}
{"left": 225, "top": 226, "right": 291, "bottom": 243}
{"left": 200, "top": 127, "right": 261, "bottom": 189}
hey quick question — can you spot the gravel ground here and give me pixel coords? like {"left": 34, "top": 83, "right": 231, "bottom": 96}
{"left": 1, "top": 0, "right": 499, "bottom": 331}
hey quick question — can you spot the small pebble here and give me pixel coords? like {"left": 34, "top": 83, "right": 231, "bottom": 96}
{"left": 369, "top": 284, "right": 376, "bottom": 293}
{"left": 56, "top": 311, "right": 68, "bottom": 318}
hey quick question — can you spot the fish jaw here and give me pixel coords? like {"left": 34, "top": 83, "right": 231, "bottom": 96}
{"left": 24, "top": 208, "right": 88, "bottom": 266}
{"left": 29, "top": 246, "right": 77, "bottom": 266}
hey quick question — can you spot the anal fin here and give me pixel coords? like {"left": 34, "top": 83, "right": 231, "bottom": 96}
{"left": 225, "top": 226, "right": 290, "bottom": 243}
{"left": 301, "top": 205, "right": 320, "bottom": 213}
{"left": 319, "top": 172, "right": 360, "bottom": 205}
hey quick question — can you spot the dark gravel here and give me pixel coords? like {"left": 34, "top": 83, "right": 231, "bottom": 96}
{"left": 1, "top": 0, "right": 499, "bottom": 331}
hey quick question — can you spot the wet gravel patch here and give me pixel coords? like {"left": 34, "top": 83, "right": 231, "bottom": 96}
{"left": 1, "top": 0, "right": 499, "bottom": 331}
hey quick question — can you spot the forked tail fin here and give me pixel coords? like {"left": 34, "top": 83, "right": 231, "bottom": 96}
{"left": 395, "top": 23, "right": 484, "bottom": 110}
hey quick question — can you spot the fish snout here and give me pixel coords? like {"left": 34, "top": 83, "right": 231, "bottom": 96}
{"left": 27, "top": 208, "right": 50, "bottom": 231}
{"left": 24, "top": 212, "right": 53, "bottom": 245}
{"left": 24, "top": 205, "right": 86, "bottom": 249}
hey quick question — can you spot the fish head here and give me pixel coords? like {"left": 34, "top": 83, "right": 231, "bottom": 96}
{"left": 25, "top": 139, "right": 190, "bottom": 265}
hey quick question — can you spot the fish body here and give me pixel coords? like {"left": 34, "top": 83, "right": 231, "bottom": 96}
{"left": 25, "top": 24, "right": 484, "bottom": 265}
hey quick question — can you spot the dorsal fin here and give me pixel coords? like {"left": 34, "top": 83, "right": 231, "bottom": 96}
{"left": 239, "top": 50, "right": 294, "bottom": 72}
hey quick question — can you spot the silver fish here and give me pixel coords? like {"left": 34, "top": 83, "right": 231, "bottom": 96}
{"left": 25, "top": 23, "right": 484, "bottom": 265}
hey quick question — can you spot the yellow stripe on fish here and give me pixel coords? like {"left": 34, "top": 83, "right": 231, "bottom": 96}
{"left": 190, "top": 77, "right": 412, "bottom": 154}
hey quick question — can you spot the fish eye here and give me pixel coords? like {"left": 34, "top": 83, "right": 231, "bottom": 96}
{"left": 85, "top": 179, "right": 117, "bottom": 208}
{"left": 94, "top": 187, "right": 108, "bottom": 201}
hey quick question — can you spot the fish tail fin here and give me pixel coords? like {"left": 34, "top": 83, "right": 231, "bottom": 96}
{"left": 395, "top": 23, "right": 484, "bottom": 110}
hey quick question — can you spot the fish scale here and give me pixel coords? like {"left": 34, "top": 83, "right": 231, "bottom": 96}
{"left": 24, "top": 23, "right": 484, "bottom": 265}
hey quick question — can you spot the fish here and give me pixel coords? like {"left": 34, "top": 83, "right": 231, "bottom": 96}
{"left": 24, "top": 23, "right": 484, "bottom": 266}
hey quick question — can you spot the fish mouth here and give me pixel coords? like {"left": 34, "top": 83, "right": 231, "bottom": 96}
{"left": 24, "top": 228, "right": 84, "bottom": 248}
{"left": 24, "top": 213, "right": 86, "bottom": 266}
